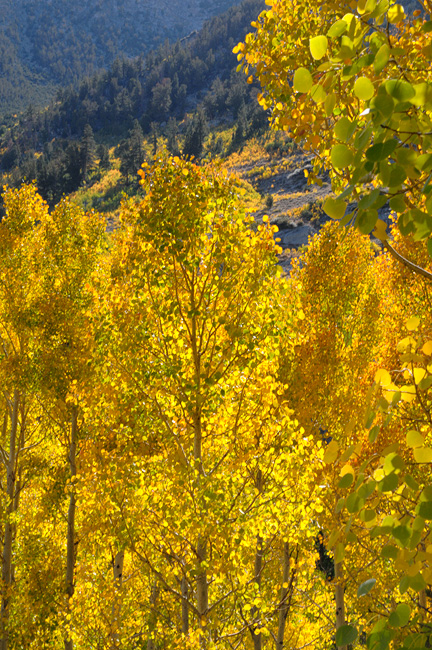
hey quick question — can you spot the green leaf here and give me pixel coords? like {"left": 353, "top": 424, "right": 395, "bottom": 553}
{"left": 310, "top": 84, "right": 327, "bottom": 104}
{"left": 379, "top": 472, "right": 399, "bottom": 492}
{"left": 413, "top": 447, "right": 432, "bottom": 463}
{"left": 415, "top": 153, "right": 432, "bottom": 172}
{"left": 357, "top": 578, "right": 376, "bottom": 597}
{"left": 389, "top": 194, "right": 406, "bottom": 213}
{"left": 374, "top": 44, "right": 390, "bottom": 73}
{"left": 409, "top": 572, "right": 427, "bottom": 592}
{"left": 334, "top": 117, "right": 357, "bottom": 142}
{"left": 357, "top": 480, "right": 376, "bottom": 500}
{"left": 359, "top": 508, "right": 376, "bottom": 522}
{"left": 383, "top": 453, "right": 404, "bottom": 474}
{"left": 358, "top": 0, "right": 377, "bottom": 14}
{"left": 366, "top": 139, "right": 397, "bottom": 162}
{"left": 346, "top": 492, "right": 364, "bottom": 513}
{"left": 409, "top": 529, "right": 423, "bottom": 550}
{"left": 389, "top": 603, "right": 410, "bottom": 628}
{"left": 354, "top": 77, "right": 375, "bottom": 101}
{"left": 418, "top": 501, "right": 432, "bottom": 520}
{"left": 412, "top": 515, "right": 425, "bottom": 531}
{"left": 327, "top": 19, "right": 348, "bottom": 38}
{"left": 392, "top": 525, "right": 410, "bottom": 545}
{"left": 357, "top": 209, "right": 378, "bottom": 234}
{"left": 338, "top": 473, "right": 354, "bottom": 488}
{"left": 323, "top": 197, "right": 347, "bottom": 219}
{"left": 335, "top": 625, "right": 357, "bottom": 646}
{"left": 406, "top": 430, "right": 424, "bottom": 448}
{"left": 385, "top": 79, "right": 415, "bottom": 102}
{"left": 358, "top": 189, "right": 381, "bottom": 210}
{"left": 387, "top": 3, "right": 405, "bottom": 22}
{"left": 388, "top": 165, "right": 406, "bottom": 188}
{"left": 369, "top": 425, "right": 379, "bottom": 443}
{"left": 381, "top": 544, "right": 398, "bottom": 559}
{"left": 421, "top": 485, "right": 432, "bottom": 501}
{"left": 411, "top": 82, "right": 432, "bottom": 107}
{"left": 371, "top": 93, "right": 394, "bottom": 117}
{"left": 293, "top": 68, "right": 313, "bottom": 93}
{"left": 331, "top": 144, "right": 354, "bottom": 168}
{"left": 310, "top": 35, "right": 328, "bottom": 60}
{"left": 404, "top": 474, "right": 419, "bottom": 491}
{"left": 325, "top": 93, "right": 336, "bottom": 116}
{"left": 399, "top": 575, "right": 410, "bottom": 594}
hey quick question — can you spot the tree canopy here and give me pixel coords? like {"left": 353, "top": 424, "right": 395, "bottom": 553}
{"left": 235, "top": 0, "right": 432, "bottom": 274}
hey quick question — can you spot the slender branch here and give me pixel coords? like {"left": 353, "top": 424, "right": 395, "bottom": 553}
{"left": 383, "top": 240, "right": 432, "bottom": 281}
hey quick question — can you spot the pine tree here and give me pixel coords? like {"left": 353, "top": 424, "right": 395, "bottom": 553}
{"left": 80, "top": 124, "right": 96, "bottom": 182}
{"left": 119, "top": 120, "right": 145, "bottom": 184}
{"left": 182, "top": 108, "right": 207, "bottom": 160}
{"left": 165, "top": 118, "right": 179, "bottom": 156}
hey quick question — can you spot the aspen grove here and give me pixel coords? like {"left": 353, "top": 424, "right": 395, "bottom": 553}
{"left": 1, "top": 0, "right": 432, "bottom": 644}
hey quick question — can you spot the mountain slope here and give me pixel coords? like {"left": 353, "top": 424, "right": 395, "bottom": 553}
{"left": 0, "top": 0, "right": 239, "bottom": 115}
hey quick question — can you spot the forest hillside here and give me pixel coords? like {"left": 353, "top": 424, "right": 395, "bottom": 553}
{"left": 0, "top": 0, "right": 432, "bottom": 648}
{"left": 0, "top": 0, "right": 238, "bottom": 114}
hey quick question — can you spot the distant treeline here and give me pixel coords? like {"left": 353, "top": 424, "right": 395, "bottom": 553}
{"left": 0, "top": 0, "right": 267, "bottom": 206}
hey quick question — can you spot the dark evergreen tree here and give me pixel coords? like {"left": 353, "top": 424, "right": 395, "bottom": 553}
{"left": 165, "top": 118, "right": 180, "bottom": 156}
{"left": 150, "top": 78, "right": 172, "bottom": 121}
{"left": 150, "top": 122, "right": 159, "bottom": 157}
{"left": 64, "top": 142, "right": 84, "bottom": 193}
{"left": 232, "top": 101, "right": 249, "bottom": 146}
{"left": 81, "top": 123, "right": 97, "bottom": 181}
{"left": 97, "top": 144, "right": 110, "bottom": 171}
{"left": 119, "top": 119, "right": 145, "bottom": 184}
{"left": 182, "top": 108, "right": 208, "bottom": 160}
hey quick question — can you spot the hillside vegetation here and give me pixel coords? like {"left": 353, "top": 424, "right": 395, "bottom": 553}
{"left": 0, "top": 0, "right": 432, "bottom": 648}
{"left": 0, "top": 0, "right": 266, "bottom": 209}
{"left": 0, "top": 0, "right": 238, "bottom": 115}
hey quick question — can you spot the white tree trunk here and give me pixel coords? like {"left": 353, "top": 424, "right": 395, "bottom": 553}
{"left": 0, "top": 391, "right": 20, "bottom": 650}
{"left": 276, "top": 541, "right": 291, "bottom": 649}
{"left": 335, "top": 561, "right": 346, "bottom": 650}
{"left": 64, "top": 407, "right": 78, "bottom": 650}
{"left": 111, "top": 549, "right": 124, "bottom": 649}
{"left": 181, "top": 576, "right": 189, "bottom": 635}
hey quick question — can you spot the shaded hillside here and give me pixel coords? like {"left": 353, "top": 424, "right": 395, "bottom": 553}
{"left": 0, "top": 0, "right": 239, "bottom": 115}
{"left": 0, "top": 0, "right": 266, "bottom": 206}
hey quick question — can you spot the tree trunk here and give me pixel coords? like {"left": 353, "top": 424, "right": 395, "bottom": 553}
{"left": 64, "top": 407, "right": 78, "bottom": 650}
{"left": 251, "top": 469, "right": 264, "bottom": 650}
{"left": 0, "top": 391, "right": 20, "bottom": 650}
{"left": 335, "top": 561, "right": 346, "bottom": 650}
{"left": 111, "top": 550, "right": 124, "bottom": 649}
{"left": 252, "top": 535, "right": 263, "bottom": 650}
{"left": 196, "top": 536, "right": 208, "bottom": 646}
{"left": 181, "top": 576, "right": 189, "bottom": 635}
{"left": 147, "top": 581, "right": 159, "bottom": 650}
{"left": 276, "top": 541, "right": 291, "bottom": 649}
{"left": 191, "top": 295, "right": 208, "bottom": 646}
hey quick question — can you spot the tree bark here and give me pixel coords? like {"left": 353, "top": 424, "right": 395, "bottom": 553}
{"left": 252, "top": 535, "right": 263, "bottom": 650}
{"left": 64, "top": 407, "right": 78, "bottom": 650}
{"left": 181, "top": 576, "right": 189, "bottom": 635}
{"left": 251, "top": 469, "right": 263, "bottom": 650}
{"left": 147, "top": 581, "right": 159, "bottom": 650}
{"left": 196, "top": 536, "right": 208, "bottom": 646}
{"left": 276, "top": 541, "right": 291, "bottom": 649}
{"left": 111, "top": 550, "right": 124, "bottom": 649}
{"left": 335, "top": 561, "right": 346, "bottom": 650}
{"left": 0, "top": 391, "right": 20, "bottom": 650}
{"left": 383, "top": 240, "right": 432, "bottom": 282}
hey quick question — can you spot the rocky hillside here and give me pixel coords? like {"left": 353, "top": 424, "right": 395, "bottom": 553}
{"left": 0, "top": 0, "right": 239, "bottom": 114}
